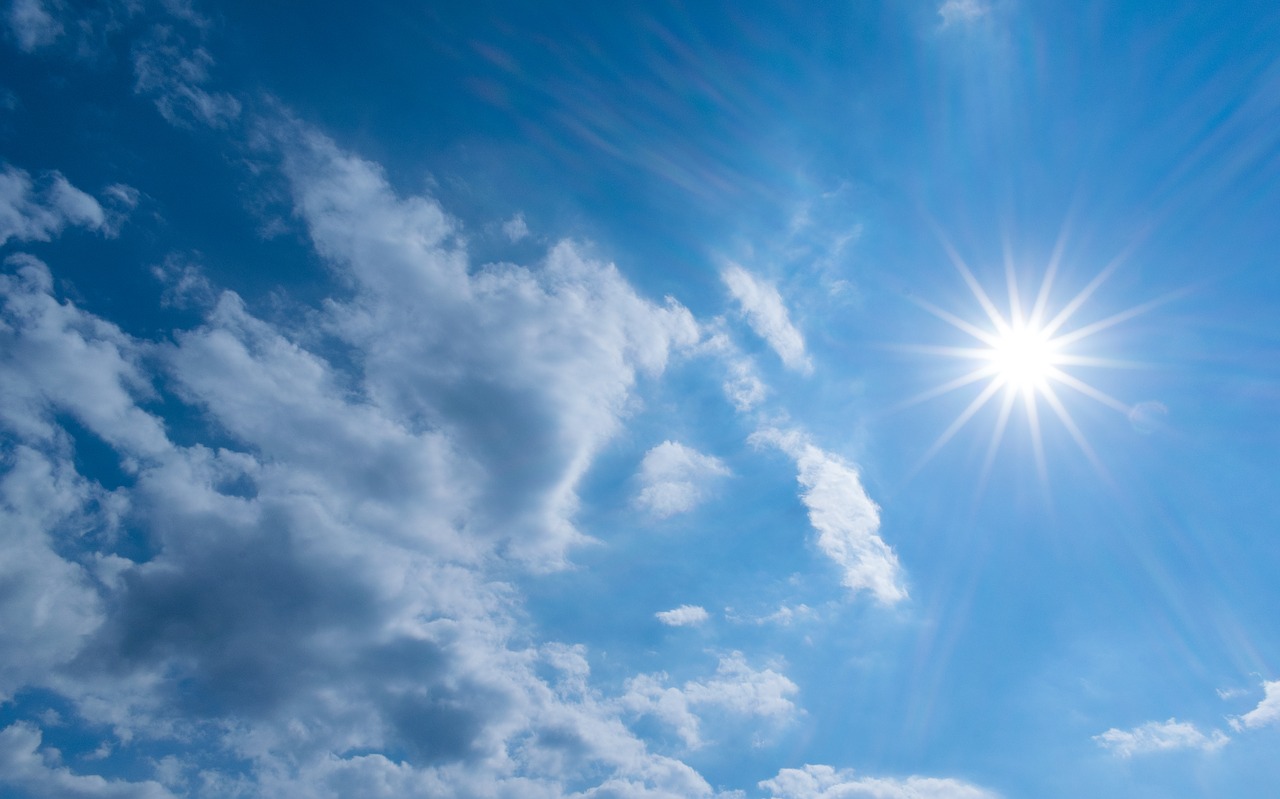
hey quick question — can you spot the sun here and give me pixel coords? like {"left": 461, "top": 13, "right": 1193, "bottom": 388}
{"left": 988, "top": 321, "right": 1059, "bottom": 394}
{"left": 901, "top": 238, "right": 1165, "bottom": 483}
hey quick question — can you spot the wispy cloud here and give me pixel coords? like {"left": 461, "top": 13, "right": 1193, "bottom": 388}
{"left": 752, "top": 428, "right": 907, "bottom": 605}
{"left": 656, "top": 604, "right": 710, "bottom": 627}
{"left": 1094, "top": 718, "right": 1229, "bottom": 757}
{"left": 5, "top": 0, "right": 63, "bottom": 52}
{"left": 761, "top": 763, "right": 999, "bottom": 798}
{"left": 722, "top": 263, "right": 813, "bottom": 374}
{"left": 132, "top": 27, "right": 240, "bottom": 128}
{"left": 635, "top": 440, "right": 731, "bottom": 518}
{"left": 938, "top": 0, "right": 988, "bottom": 27}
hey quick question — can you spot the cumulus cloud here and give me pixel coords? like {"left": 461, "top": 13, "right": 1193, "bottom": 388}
{"left": 655, "top": 605, "right": 710, "bottom": 627}
{"left": 760, "top": 763, "right": 999, "bottom": 798}
{"left": 752, "top": 428, "right": 906, "bottom": 605}
{"left": 634, "top": 441, "right": 730, "bottom": 518}
{"left": 938, "top": 0, "right": 988, "bottom": 27}
{"left": 0, "top": 723, "right": 175, "bottom": 799}
{"left": 722, "top": 263, "right": 813, "bottom": 374}
{"left": 0, "top": 117, "right": 745, "bottom": 797}
{"left": 1093, "top": 718, "right": 1229, "bottom": 757}
{"left": 1230, "top": 680, "right": 1280, "bottom": 731}
{"left": 621, "top": 653, "right": 799, "bottom": 748}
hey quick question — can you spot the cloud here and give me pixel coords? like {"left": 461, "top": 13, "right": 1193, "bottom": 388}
{"left": 0, "top": 165, "right": 111, "bottom": 245}
{"left": 5, "top": 0, "right": 63, "bottom": 52}
{"left": 760, "top": 764, "right": 999, "bottom": 798}
{"left": 1230, "top": 680, "right": 1280, "bottom": 732}
{"left": 503, "top": 212, "right": 530, "bottom": 242}
{"left": 132, "top": 26, "right": 240, "bottom": 128}
{"left": 1093, "top": 718, "right": 1229, "bottom": 757}
{"left": 752, "top": 429, "right": 906, "bottom": 605}
{"left": 722, "top": 263, "right": 813, "bottom": 374}
{"left": 621, "top": 653, "right": 799, "bottom": 748}
{"left": 937, "top": 0, "right": 988, "bottom": 27}
{"left": 0, "top": 723, "right": 175, "bottom": 799}
{"left": 656, "top": 605, "right": 710, "bottom": 627}
{"left": 698, "top": 327, "right": 768, "bottom": 412}
{"left": 0, "top": 115, "right": 750, "bottom": 797}
{"left": 269, "top": 119, "right": 699, "bottom": 564}
{"left": 634, "top": 441, "right": 730, "bottom": 518}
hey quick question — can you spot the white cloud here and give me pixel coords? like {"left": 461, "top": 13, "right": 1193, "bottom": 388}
{"left": 621, "top": 653, "right": 799, "bottom": 749}
{"left": 503, "top": 212, "right": 530, "bottom": 242}
{"left": 699, "top": 328, "right": 768, "bottom": 412}
{"left": 0, "top": 166, "right": 108, "bottom": 245}
{"left": 656, "top": 605, "right": 710, "bottom": 627}
{"left": 6, "top": 0, "right": 63, "bottom": 52}
{"left": 760, "top": 763, "right": 998, "bottom": 799}
{"left": 938, "top": 0, "right": 988, "bottom": 27}
{"left": 271, "top": 119, "right": 699, "bottom": 564}
{"left": 722, "top": 263, "right": 813, "bottom": 374}
{"left": 0, "top": 115, "right": 746, "bottom": 797}
{"left": 1230, "top": 680, "right": 1280, "bottom": 731}
{"left": 635, "top": 441, "right": 730, "bottom": 518}
{"left": 0, "top": 723, "right": 175, "bottom": 798}
{"left": 752, "top": 428, "right": 906, "bottom": 605}
{"left": 1093, "top": 718, "right": 1229, "bottom": 757}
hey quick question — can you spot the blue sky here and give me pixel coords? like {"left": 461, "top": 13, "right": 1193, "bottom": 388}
{"left": 1, "top": 1, "right": 1279, "bottom": 797}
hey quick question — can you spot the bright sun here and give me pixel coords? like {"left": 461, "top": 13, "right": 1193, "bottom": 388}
{"left": 989, "top": 323, "right": 1059, "bottom": 393}
{"left": 903, "top": 239, "right": 1163, "bottom": 482}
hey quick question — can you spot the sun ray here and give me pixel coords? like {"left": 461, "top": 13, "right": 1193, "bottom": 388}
{"left": 910, "top": 378, "right": 1006, "bottom": 476}
{"left": 1045, "top": 367, "right": 1130, "bottom": 413}
{"left": 913, "top": 297, "right": 1003, "bottom": 347}
{"left": 978, "top": 388, "right": 1018, "bottom": 492}
{"left": 1023, "top": 387, "right": 1049, "bottom": 487}
{"left": 893, "top": 365, "right": 998, "bottom": 411}
{"left": 1039, "top": 382, "right": 1110, "bottom": 482}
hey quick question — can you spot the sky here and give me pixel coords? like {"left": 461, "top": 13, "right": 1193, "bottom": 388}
{"left": 1, "top": 1, "right": 1279, "bottom": 797}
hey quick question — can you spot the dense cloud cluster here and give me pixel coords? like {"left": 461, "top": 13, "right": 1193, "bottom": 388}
{"left": 0, "top": 3, "right": 1002, "bottom": 797}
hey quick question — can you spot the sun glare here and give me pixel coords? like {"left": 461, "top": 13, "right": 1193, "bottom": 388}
{"left": 989, "top": 323, "right": 1058, "bottom": 393}
{"left": 901, "top": 236, "right": 1164, "bottom": 484}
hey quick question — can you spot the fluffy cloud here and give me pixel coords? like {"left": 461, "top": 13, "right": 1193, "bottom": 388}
{"left": 722, "top": 264, "right": 813, "bottom": 375}
{"left": 0, "top": 723, "right": 175, "bottom": 799}
{"left": 270, "top": 120, "right": 700, "bottom": 565}
{"left": 0, "top": 117, "right": 741, "bottom": 797}
{"left": 1093, "top": 719, "right": 1229, "bottom": 757}
{"left": 1230, "top": 680, "right": 1280, "bottom": 732}
{"left": 655, "top": 605, "right": 710, "bottom": 627}
{"left": 752, "top": 429, "right": 906, "bottom": 605}
{"left": 621, "top": 653, "right": 799, "bottom": 748}
{"left": 760, "top": 764, "right": 999, "bottom": 798}
{"left": 634, "top": 441, "right": 730, "bottom": 518}
{"left": 0, "top": 166, "right": 110, "bottom": 245}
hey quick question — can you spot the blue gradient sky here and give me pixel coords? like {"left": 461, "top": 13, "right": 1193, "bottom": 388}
{"left": 2, "top": 2, "right": 1278, "bottom": 797}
